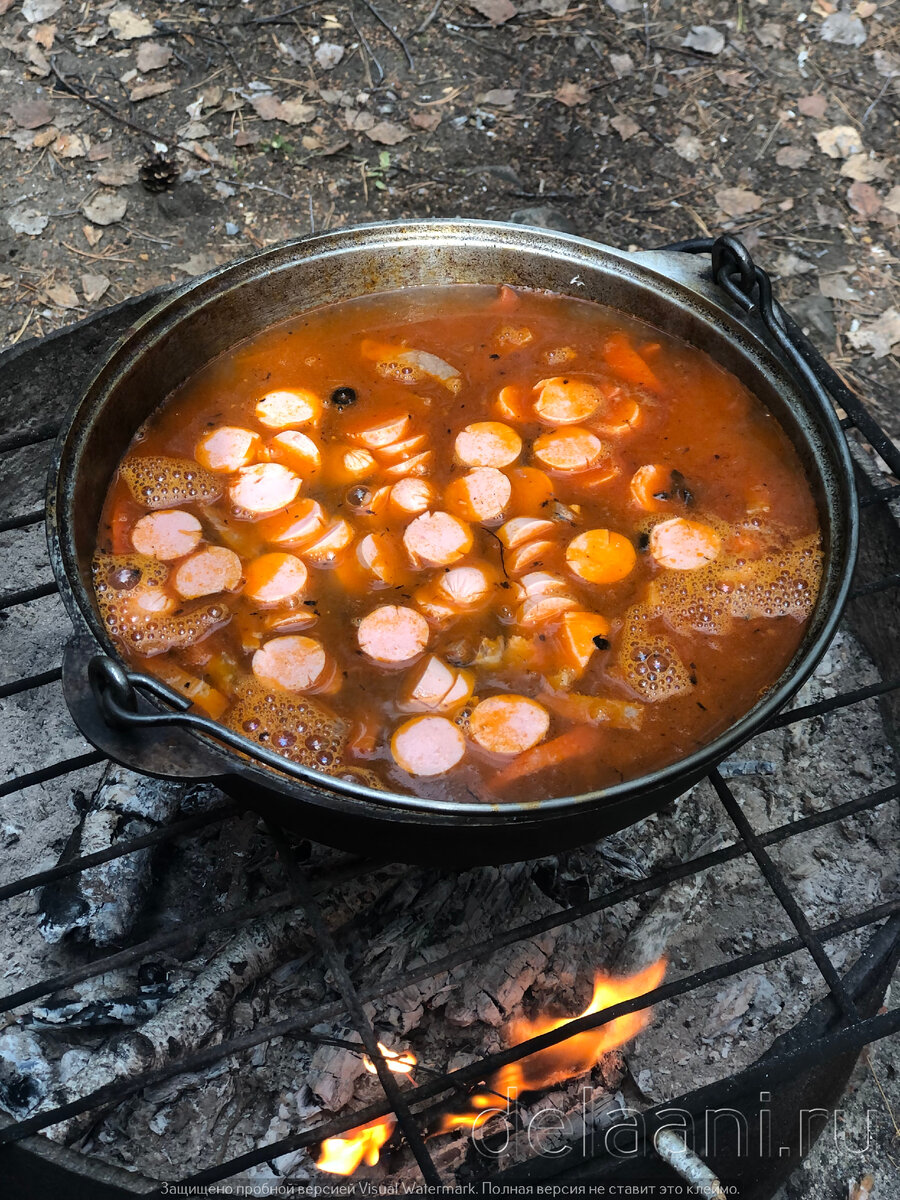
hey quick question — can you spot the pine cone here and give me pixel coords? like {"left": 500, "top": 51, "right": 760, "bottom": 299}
{"left": 140, "top": 152, "right": 180, "bottom": 194}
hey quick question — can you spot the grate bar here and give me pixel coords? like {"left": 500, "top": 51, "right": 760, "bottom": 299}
{"left": 0, "top": 750, "right": 105, "bottom": 800}
{"left": 711, "top": 770, "right": 860, "bottom": 1020}
{"left": 0, "top": 426, "right": 59, "bottom": 455}
{"left": 163, "top": 901, "right": 900, "bottom": 1189}
{"left": 266, "top": 822, "right": 442, "bottom": 1186}
{"left": 0, "top": 580, "right": 59, "bottom": 609}
{"left": 851, "top": 573, "right": 900, "bottom": 599}
{"left": 764, "top": 676, "right": 900, "bottom": 730}
{"left": 5, "top": 781, "right": 896, "bottom": 1018}
{"left": 0, "top": 510, "right": 45, "bottom": 535}
{"left": 0, "top": 803, "right": 237, "bottom": 904}
{"left": 4, "top": 889, "right": 896, "bottom": 1149}
{"left": 0, "top": 667, "right": 63, "bottom": 700}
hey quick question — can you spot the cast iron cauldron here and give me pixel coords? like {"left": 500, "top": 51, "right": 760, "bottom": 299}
{"left": 46, "top": 222, "right": 858, "bottom": 866}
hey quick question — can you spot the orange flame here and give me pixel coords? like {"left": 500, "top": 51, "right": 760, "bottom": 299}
{"left": 437, "top": 958, "right": 666, "bottom": 1134}
{"left": 316, "top": 1115, "right": 396, "bottom": 1175}
{"left": 363, "top": 1042, "right": 417, "bottom": 1075}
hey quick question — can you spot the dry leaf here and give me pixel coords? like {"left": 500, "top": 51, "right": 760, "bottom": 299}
{"left": 611, "top": 114, "right": 640, "bottom": 141}
{"left": 554, "top": 81, "right": 590, "bottom": 107}
{"left": 716, "top": 69, "right": 750, "bottom": 87}
{"left": 234, "top": 130, "right": 260, "bottom": 147}
{"left": 365, "top": 120, "right": 412, "bottom": 145}
{"left": 847, "top": 308, "right": 900, "bottom": 358}
{"left": 343, "top": 109, "right": 376, "bottom": 132}
{"left": 88, "top": 142, "right": 113, "bottom": 161}
{"left": 314, "top": 42, "right": 344, "bottom": 70}
{"left": 682, "top": 25, "right": 725, "bottom": 55}
{"left": 82, "top": 224, "right": 103, "bottom": 247}
{"left": 108, "top": 8, "right": 154, "bottom": 40}
{"left": 30, "top": 23, "right": 56, "bottom": 50}
{"left": 839, "top": 152, "right": 889, "bottom": 182}
{"left": 847, "top": 181, "right": 882, "bottom": 219}
{"left": 884, "top": 185, "right": 900, "bottom": 215}
{"left": 130, "top": 80, "right": 172, "bottom": 102}
{"left": 797, "top": 93, "right": 827, "bottom": 118}
{"left": 773, "top": 252, "right": 815, "bottom": 277}
{"left": 755, "top": 22, "right": 785, "bottom": 48}
{"left": 21, "top": 0, "right": 62, "bottom": 19}
{"left": 23, "top": 42, "right": 50, "bottom": 76}
{"left": 81, "top": 273, "right": 110, "bottom": 303}
{"left": 873, "top": 49, "right": 900, "bottom": 77}
{"left": 32, "top": 126, "right": 58, "bottom": 148}
{"left": 82, "top": 191, "right": 128, "bottom": 226}
{"left": 469, "top": 0, "right": 518, "bottom": 21}
{"left": 46, "top": 282, "right": 79, "bottom": 309}
{"left": 5, "top": 207, "right": 48, "bottom": 236}
{"left": 609, "top": 52, "right": 634, "bottom": 78}
{"left": 96, "top": 161, "right": 140, "bottom": 186}
{"left": 410, "top": 111, "right": 441, "bottom": 131}
{"left": 815, "top": 125, "right": 862, "bottom": 158}
{"left": 250, "top": 94, "right": 285, "bottom": 121}
{"left": 820, "top": 11, "right": 866, "bottom": 46}
{"left": 715, "top": 187, "right": 763, "bottom": 217}
{"left": 479, "top": 88, "right": 518, "bottom": 107}
{"left": 175, "top": 251, "right": 224, "bottom": 276}
{"left": 280, "top": 98, "right": 317, "bottom": 125}
{"left": 672, "top": 133, "right": 704, "bottom": 162}
{"left": 775, "top": 145, "right": 811, "bottom": 168}
{"left": 6, "top": 98, "right": 54, "bottom": 129}
{"left": 819, "top": 273, "right": 858, "bottom": 300}
{"left": 856, "top": 1, "right": 876, "bottom": 16}
{"left": 53, "top": 132, "right": 88, "bottom": 158}
{"left": 136, "top": 41, "right": 172, "bottom": 72}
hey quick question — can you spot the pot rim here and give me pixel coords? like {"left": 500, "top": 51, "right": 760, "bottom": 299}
{"left": 47, "top": 218, "right": 859, "bottom": 820}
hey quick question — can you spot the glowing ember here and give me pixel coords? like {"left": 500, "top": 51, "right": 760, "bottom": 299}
{"left": 438, "top": 959, "right": 666, "bottom": 1133}
{"left": 363, "top": 1042, "right": 418, "bottom": 1075}
{"left": 316, "top": 1115, "right": 396, "bottom": 1175}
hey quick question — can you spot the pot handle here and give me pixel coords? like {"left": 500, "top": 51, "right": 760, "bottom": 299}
{"left": 86, "top": 652, "right": 349, "bottom": 791}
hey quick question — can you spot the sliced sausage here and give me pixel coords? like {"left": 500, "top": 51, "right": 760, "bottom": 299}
{"left": 592, "top": 389, "right": 642, "bottom": 436}
{"left": 455, "top": 421, "right": 522, "bottom": 468}
{"left": 403, "top": 511, "right": 473, "bottom": 567}
{"left": 505, "top": 538, "right": 558, "bottom": 575}
{"left": 497, "top": 516, "right": 556, "bottom": 549}
{"left": 131, "top": 510, "right": 202, "bottom": 561}
{"left": 356, "top": 531, "right": 406, "bottom": 585}
{"left": 391, "top": 715, "right": 466, "bottom": 776}
{"left": 533, "top": 427, "right": 605, "bottom": 473}
{"left": 269, "top": 431, "right": 322, "bottom": 474}
{"left": 630, "top": 464, "right": 677, "bottom": 512}
{"left": 302, "top": 518, "right": 354, "bottom": 565}
{"left": 494, "top": 385, "right": 531, "bottom": 423}
{"left": 259, "top": 498, "right": 326, "bottom": 548}
{"left": 566, "top": 528, "right": 636, "bottom": 584}
{"left": 358, "top": 604, "right": 430, "bottom": 664}
{"left": 229, "top": 463, "right": 301, "bottom": 516}
{"left": 518, "top": 594, "right": 579, "bottom": 626}
{"left": 377, "top": 433, "right": 427, "bottom": 464}
{"left": 400, "top": 655, "right": 456, "bottom": 710}
{"left": 389, "top": 477, "right": 436, "bottom": 517}
{"left": 346, "top": 411, "right": 410, "bottom": 449}
{"left": 533, "top": 376, "right": 604, "bottom": 425}
{"left": 173, "top": 545, "right": 243, "bottom": 599}
{"left": 195, "top": 426, "right": 260, "bottom": 473}
{"left": 437, "top": 564, "right": 492, "bottom": 609}
{"left": 255, "top": 389, "right": 321, "bottom": 429}
{"left": 334, "top": 446, "right": 377, "bottom": 481}
{"left": 649, "top": 517, "right": 721, "bottom": 570}
{"left": 469, "top": 694, "right": 550, "bottom": 756}
{"left": 445, "top": 466, "right": 511, "bottom": 523}
{"left": 243, "top": 552, "right": 308, "bottom": 606}
{"left": 252, "top": 634, "right": 328, "bottom": 692}
{"left": 383, "top": 451, "right": 434, "bottom": 480}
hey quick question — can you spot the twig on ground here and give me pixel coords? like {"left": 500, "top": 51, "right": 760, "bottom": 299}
{"left": 358, "top": 0, "right": 415, "bottom": 69}
{"left": 415, "top": 0, "right": 443, "bottom": 35}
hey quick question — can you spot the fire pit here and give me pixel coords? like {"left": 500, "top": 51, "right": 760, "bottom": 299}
{"left": 0, "top": 242, "right": 897, "bottom": 1199}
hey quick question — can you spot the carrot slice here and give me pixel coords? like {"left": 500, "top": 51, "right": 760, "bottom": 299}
{"left": 649, "top": 517, "right": 721, "bottom": 570}
{"left": 540, "top": 691, "right": 643, "bottom": 731}
{"left": 507, "top": 466, "right": 556, "bottom": 516}
{"left": 494, "top": 384, "right": 531, "bottom": 423}
{"left": 602, "top": 331, "right": 660, "bottom": 391}
{"left": 566, "top": 529, "right": 636, "bottom": 585}
{"left": 630, "top": 464, "right": 676, "bottom": 512}
{"left": 490, "top": 724, "right": 604, "bottom": 791}
{"left": 556, "top": 610, "right": 611, "bottom": 674}
{"left": 469, "top": 694, "right": 550, "bottom": 755}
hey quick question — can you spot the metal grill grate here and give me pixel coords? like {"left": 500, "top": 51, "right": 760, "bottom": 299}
{"left": 0, "top": 280, "right": 897, "bottom": 1194}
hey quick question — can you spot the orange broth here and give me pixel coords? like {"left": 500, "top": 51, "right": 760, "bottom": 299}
{"left": 94, "top": 285, "right": 822, "bottom": 804}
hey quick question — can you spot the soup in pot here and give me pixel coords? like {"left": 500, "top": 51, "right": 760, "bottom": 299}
{"left": 93, "top": 285, "right": 822, "bottom": 803}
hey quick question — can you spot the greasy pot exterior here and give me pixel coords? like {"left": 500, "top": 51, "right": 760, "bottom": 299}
{"left": 47, "top": 221, "right": 857, "bottom": 865}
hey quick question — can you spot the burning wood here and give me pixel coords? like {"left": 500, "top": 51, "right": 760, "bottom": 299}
{"left": 654, "top": 1129, "right": 726, "bottom": 1199}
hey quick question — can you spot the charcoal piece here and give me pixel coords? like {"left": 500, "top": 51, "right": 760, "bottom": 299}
{"left": 0, "top": 1029, "right": 56, "bottom": 1120}
{"left": 24, "top": 982, "right": 171, "bottom": 1030}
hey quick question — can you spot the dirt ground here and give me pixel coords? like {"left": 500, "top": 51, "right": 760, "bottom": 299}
{"left": 0, "top": 0, "right": 898, "bottom": 1196}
